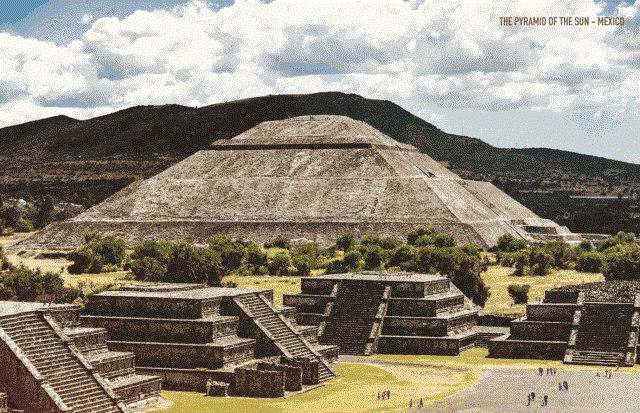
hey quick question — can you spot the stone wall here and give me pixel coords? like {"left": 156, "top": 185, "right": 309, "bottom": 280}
{"left": 544, "top": 290, "right": 579, "bottom": 303}
{"left": 282, "top": 294, "right": 328, "bottom": 313}
{"left": 108, "top": 339, "right": 254, "bottom": 369}
{"left": 383, "top": 317, "right": 447, "bottom": 336}
{"left": 510, "top": 321, "right": 572, "bottom": 341}
{"left": 257, "top": 362, "right": 302, "bottom": 392}
{"left": 526, "top": 304, "right": 576, "bottom": 321}
{"left": 136, "top": 367, "right": 233, "bottom": 392}
{"left": 86, "top": 295, "right": 222, "bottom": 319}
{"left": 295, "top": 313, "right": 322, "bottom": 326}
{"left": 387, "top": 298, "right": 437, "bottom": 317}
{"left": 300, "top": 279, "right": 335, "bottom": 295}
{"left": 377, "top": 336, "right": 463, "bottom": 355}
{"left": 81, "top": 315, "right": 238, "bottom": 343}
{"left": 234, "top": 368, "right": 285, "bottom": 398}
{"left": 488, "top": 336, "right": 566, "bottom": 360}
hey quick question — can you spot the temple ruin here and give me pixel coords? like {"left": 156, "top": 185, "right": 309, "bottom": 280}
{"left": 489, "top": 282, "right": 640, "bottom": 366}
{"left": 13, "top": 115, "right": 577, "bottom": 251}
{"left": 284, "top": 271, "right": 477, "bottom": 356}
{"left": 81, "top": 284, "right": 338, "bottom": 397}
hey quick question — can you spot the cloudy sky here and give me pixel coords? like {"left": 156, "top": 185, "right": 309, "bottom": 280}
{"left": 1, "top": 0, "right": 639, "bottom": 164}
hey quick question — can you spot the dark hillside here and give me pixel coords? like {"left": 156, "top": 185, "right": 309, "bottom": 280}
{"left": 1, "top": 92, "right": 638, "bottom": 207}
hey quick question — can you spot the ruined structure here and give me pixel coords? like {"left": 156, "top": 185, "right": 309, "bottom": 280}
{"left": 0, "top": 302, "right": 160, "bottom": 413}
{"left": 489, "top": 282, "right": 640, "bottom": 366}
{"left": 80, "top": 284, "right": 338, "bottom": 396}
{"left": 283, "top": 271, "right": 477, "bottom": 356}
{"left": 13, "top": 115, "right": 576, "bottom": 251}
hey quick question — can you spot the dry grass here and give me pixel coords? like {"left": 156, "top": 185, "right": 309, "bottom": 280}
{"left": 481, "top": 265, "right": 604, "bottom": 315}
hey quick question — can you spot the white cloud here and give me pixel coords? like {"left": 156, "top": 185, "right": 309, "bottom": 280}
{"left": 0, "top": 0, "right": 639, "bottom": 129}
{"left": 81, "top": 13, "right": 94, "bottom": 25}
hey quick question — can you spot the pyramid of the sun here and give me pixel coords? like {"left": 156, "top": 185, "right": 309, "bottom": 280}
{"left": 14, "top": 115, "right": 577, "bottom": 250}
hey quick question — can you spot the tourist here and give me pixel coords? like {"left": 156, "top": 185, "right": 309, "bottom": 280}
{"left": 378, "top": 391, "right": 381, "bottom": 400}
{"left": 205, "top": 378, "right": 212, "bottom": 396}
{"left": 563, "top": 381, "right": 568, "bottom": 391}
{"left": 558, "top": 382, "right": 562, "bottom": 391}
{"left": 542, "top": 395, "right": 548, "bottom": 406}
{"left": 419, "top": 398, "right": 423, "bottom": 408}
{"left": 527, "top": 394, "right": 531, "bottom": 406}
{"left": 410, "top": 399, "right": 412, "bottom": 408}
{"left": 531, "top": 391, "right": 535, "bottom": 401}
{"left": 596, "top": 371, "right": 600, "bottom": 377}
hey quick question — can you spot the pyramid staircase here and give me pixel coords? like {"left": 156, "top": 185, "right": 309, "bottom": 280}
{"left": 0, "top": 392, "right": 7, "bottom": 413}
{"left": 565, "top": 295, "right": 640, "bottom": 366}
{"left": 234, "top": 293, "right": 337, "bottom": 383}
{"left": 0, "top": 311, "right": 125, "bottom": 413}
{"left": 318, "top": 280, "right": 387, "bottom": 355}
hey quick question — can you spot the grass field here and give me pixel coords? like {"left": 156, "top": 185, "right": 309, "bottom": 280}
{"left": 160, "top": 361, "right": 479, "bottom": 413}
{"left": 481, "top": 264, "right": 604, "bottom": 315}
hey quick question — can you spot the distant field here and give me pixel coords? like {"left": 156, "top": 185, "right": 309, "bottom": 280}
{"left": 481, "top": 264, "right": 604, "bottom": 315}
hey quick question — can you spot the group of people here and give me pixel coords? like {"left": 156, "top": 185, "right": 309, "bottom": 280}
{"left": 378, "top": 390, "right": 391, "bottom": 400}
{"left": 526, "top": 392, "right": 548, "bottom": 406}
{"left": 409, "top": 398, "right": 424, "bottom": 409}
{"left": 557, "top": 381, "right": 569, "bottom": 391}
{"left": 596, "top": 369, "right": 614, "bottom": 378}
{"left": 538, "top": 367, "right": 557, "bottom": 376}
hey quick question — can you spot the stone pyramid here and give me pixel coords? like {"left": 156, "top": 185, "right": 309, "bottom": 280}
{"left": 14, "top": 115, "right": 574, "bottom": 250}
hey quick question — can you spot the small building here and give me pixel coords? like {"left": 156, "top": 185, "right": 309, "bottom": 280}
{"left": 284, "top": 271, "right": 477, "bottom": 356}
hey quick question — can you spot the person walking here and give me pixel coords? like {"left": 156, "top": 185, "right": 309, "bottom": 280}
{"left": 563, "top": 381, "right": 568, "bottom": 391}
{"left": 527, "top": 394, "right": 531, "bottom": 406}
{"left": 419, "top": 398, "right": 423, "bottom": 408}
{"left": 543, "top": 395, "right": 548, "bottom": 406}
{"left": 378, "top": 392, "right": 380, "bottom": 400}
{"left": 558, "top": 382, "right": 562, "bottom": 391}
{"left": 205, "top": 378, "right": 212, "bottom": 396}
{"left": 410, "top": 399, "right": 412, "bottom": 408}
{"left": 531, "top": 392, "right": 535, "bottom": 401}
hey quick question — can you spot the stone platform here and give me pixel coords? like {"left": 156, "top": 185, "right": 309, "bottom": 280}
{"left": 489, "top": 283, "right": 640, "bottom": 366}
{"left": 284, "top": 271, "right": 477, "bottom": 356}
{"left": 82, "top": 283, "right": 338, "bottom": 396}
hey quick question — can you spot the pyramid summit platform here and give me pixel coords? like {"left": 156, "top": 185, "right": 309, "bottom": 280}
{"left": 13, "top": 115, "right": 576, "bottom": 251}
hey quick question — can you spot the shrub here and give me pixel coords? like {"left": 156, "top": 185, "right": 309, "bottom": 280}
{"left": 166, "top": 243, "right": 225, "bottom": 286}
{"left": 209, "top": 237, "right": 246, "bottom": 271}
{"left": 576, "top": 252, "right": 605, "bottom": 273}
{"left": 508, "top": 284, "right": 530, "bottom": 304}
{"left": 246, "top": 244, "right": 268, "bottom": 271}
{"left": 360, "top": 235, "right": 381, "bottom": 246}
{"left": 269, "top": 252, "right": 292, "bottom": 276}
{"left": 513, "top": 251, "right": 530, "bottom": 276}
{"left": 342, "top": 250, "right": 362, "bottom": 271}
{"left": 292, "top": 255, "right": 312, "bottom": 277}
{"left": 14, "top": 219, "right": 34, "bottom": 233}
{"left": 0, "top": 266, "right": 80, "bottom": 303}
{"left": 221, "top": 280, "right": 238, "bottom": 288}
{"left": 131, "top": 239, "right": 172, "bottom": 265}
{"left": 379, "top": 237, "right": 401, "bottom": 250}
{"left": 603, "top": 244, "right": 640, "bottom": 280}
{"left": 541, "top": 241, "right": 574, "bottom": 269}
{"left": 130, "top": 256, "right": 166, "bottom": 281}
{"left": 387, "top": 245, "right": 417, "bottom": 269}
{"left": 336, "top": 233, "right": 355, "bottom": 251}
{"left": 91, "top": 236, "right": 126, "bottom": 266}
{"left": 578, "top": 240, "right": 593, "bottom": 252}
{"left": 407, "top": 227, "right": 437, "bottom": 245}
{"left": 363, "top": 245, "right": 384, "bottom": 270}
{"left": 267, "top": 236, "right": 291, "bottom": 250}
{"left": 497, "top": 233, "right": 529, "bottom": 252}
{"left": 291, "top": 242, "right": 320, "bottom": 270}
{"left": 67, "top": 248, "right": 104, "bottom": 274}
{"left": 434, "top": 233, "right": 456, "bottom": 248}
{"left": 530, "top": 250, "right": 554, "bottom": 275}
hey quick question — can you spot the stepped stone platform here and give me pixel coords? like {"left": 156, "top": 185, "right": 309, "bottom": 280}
{"left": 12, "top": 115, "right": 577, "bottom": 252}
{"left": 82, "top": 283, "right": 338, "bottom": 397}
{"left": 284, "top": 271, "right": 477, "bottom": 356}
{"left": 0, "top": 301, "right": 160, "bottom": 413}
{"left": 489, "top": 282, "right": 640, "bottom": 367}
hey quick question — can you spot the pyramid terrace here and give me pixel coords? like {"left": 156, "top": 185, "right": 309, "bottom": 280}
{"left": 284, "top": 271, "right": 477, "bottom": 356}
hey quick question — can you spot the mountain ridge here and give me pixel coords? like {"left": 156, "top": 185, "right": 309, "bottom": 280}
{"left": 1, "top": 92, "right": 638, "bottom": 204}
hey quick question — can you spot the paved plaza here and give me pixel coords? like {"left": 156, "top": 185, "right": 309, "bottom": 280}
{"left": 423, "top": 368, "right": 638, "bottom": 413}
